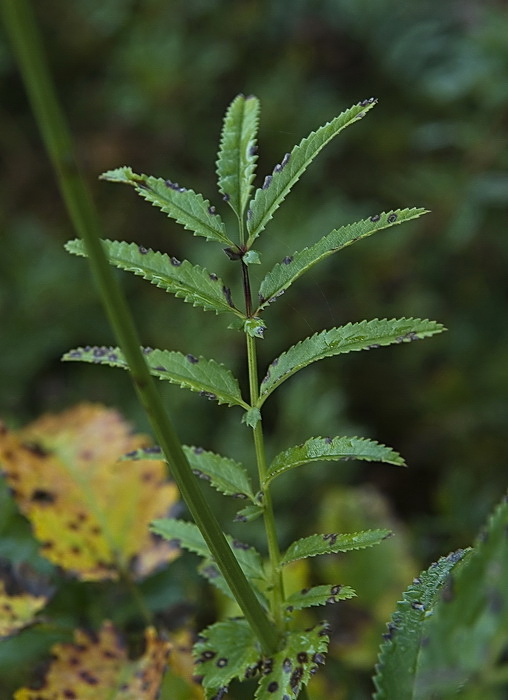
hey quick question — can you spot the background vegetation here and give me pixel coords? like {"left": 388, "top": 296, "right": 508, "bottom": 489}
{"left": 1, "top": 1, "right": 507, "bottom": 697}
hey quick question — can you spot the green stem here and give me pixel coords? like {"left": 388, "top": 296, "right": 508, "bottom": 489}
{"left": 2, "top": 0, "right": 278, "bottom": 656}
{"left": 246, "top": 332, "right": 286, "bottom": 629}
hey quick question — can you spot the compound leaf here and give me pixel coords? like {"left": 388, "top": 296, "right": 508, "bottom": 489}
{"left": 259, "top": 318, "right": 446, "bottom": 402}
{"left": 62, "top": 346, "right": 248, "bottom": 410}
{"left": 373, "top": 549, "right": 468, "bottom": 700}
{"left": 254, "top": 622, "right": 330, "bottom": 700}
{"left": 14, "top": 622, "right": 170, "bottom": 700}
{"left": 284, "top": 583, "right": 356, "bottom": 613}
{"left": 101, "top": 166, "right": 232, "bottom": 246}
{"left": 257, "top": 208, "right": 428, "bottom": 312}
{"left": 281, "top": 529, "right": 391, "bottom": 566}
{"left": 65, "top": 239, "right": 242, "bottom": 317}
{"left": 264, "top": 436, "right": 405, "bottom": 487}
{"left": 246, "top": 99, "right": 377, "bottom": 245}
{"left": 217, "top": 94, "right": 260, "bottom": 220}
{"left": 0, "top": 405, "right": 180, "bottom": 581}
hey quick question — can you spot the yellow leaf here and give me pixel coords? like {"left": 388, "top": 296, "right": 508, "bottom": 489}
{"left": 0, "top": 581, "right": 47, "bottom": 637}
{"left": 0, "top": 404, "right": 180, "bottom": 580}
{"left": 14, "top": 621, "right": 170, "bottom": 700}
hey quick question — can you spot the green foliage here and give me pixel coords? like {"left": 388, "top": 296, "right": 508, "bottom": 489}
{"left": 281, "top": 530, "right": 392, "bottom": 566}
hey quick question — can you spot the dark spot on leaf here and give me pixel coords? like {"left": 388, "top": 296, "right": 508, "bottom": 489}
{"left": 79, "top": 670, "right": 98, "bottom": 685}
{"left": 165, "top": 179, "right": 182, "bottom": 191}
{"left": 369, "top": 214, "right": 381, "bottom": 222}
{"left": 107, "top": 353, "right": 118, "bottom": 362}
{"left": 283, "top": 658, "right": 292, "bottom": 673}
{"left": 223, "top": 286, "right": 234, "bottom": 307}
{"left": 310, "top": 665, "right": 319, "bottom": 675}
{"left": 208, "top": 205, "right": 216, "bottom": 215}
{"left": 387, "top": 213, "right": 398, "bottom": 223}
{"left": 411, "top": 601, "right": 425, "bottom": 612}
{"left": 216, "top": 657, "right": 228, "bottom": 668}
{"left": 93, "top": 347, "right": 107, "bottom": 358}
{"left": 212, "top": 688, "right": 228, "bottom": 700}
{"left": 31, "top": 489, "right": 55, "bottom": 504}
{"left": 170, "top": 256, "right": 182, "bottom": 266}
{"left": 300, "top": 587, "right": 310, "bottom": 595}
{"left": 297, "top": 652, "right": 308, "bottom": 663}
{"left": 143, "top": 347, "right": 153, "bottom": 354}
{"left": 267, "top": 681, "right": 279, "bottom": 692}
{"left": 359, "top": 97, "right": 376, "bottom": 106}
{"left": 234, "top": 514, "right": 248, "bottom": 522}
{"left": 282, "top": 256, "right": 293, "bottom": 264}
{"left": 202, "top": 565, "right": 219, "bottom": 579}
{"left": 247, "top": 209, "right": 253, "bottom": 220}
{"left": 413, "top": 577, "right": 422, "bottom": 585}
{"left": 144, "top": 446, "right": 162, "bottom": 454}
{"left": 262, "top": 175, "right": 272, "bottom": 189}
{"left": 138, "top": 245, "right": 149, "bottom": 254}
{"left": 63, "top": 690, "right": 76, "bottom": 699}
{"left": 330, "top": 584, "right": 342, "bottom": 595}
{"left": 249, "top": 144, "right": 258, "bottom": 156}
{"left": 23, "top": 442, "right": 49, "bottom": 457}
{"left": 324, "top": 436, "right": 333, "bottom": 444}
{"left": 232, "top": 493, "right": 247, "bottom": 499}
{"left": 290, "top": 667, "right": 304, "bottom": 690}
{"left": 192, "top": 469, "right": 211, "bottom": 482}
{"left": 263, "top": 659, "right": 273, "bottom": 675}
{"left": 313, "top": 652, "right": 326, "bottom": 665}
{"left": 280, "top": 153, "right": 291, "bottom": 168}
{"left": 155, "top": 366, "right": 166, "bottom": 372}
{"left": 232, "top": 539, "right": 250, "bottom": 550}
{"left": 286, "top": 605, "right": 294, "bottom": 612}
{"left": 319, "top": 623, "right": 331, "bottom": 637}
{"left": 199, "top": 391, "right": 216, "bottom": 401}
{"left": 367, "top": 343, "right": 381, "bottom": 349}
{"left": 327, "top": 596, "right": 336, "bottom": 604}
{"left": 209, "top": 272, "right": 219, "bottom": 281}
{"left": 323, "top": 533, "right": 337, "bottom": 545}
{"left": 68, "top": 350, "right": 82, "bottom": 359}
{"left": 201, "top": 650, "right": 216, "bottom": 661}
{"left": 382, "top": 622, "right": 397, "bottom": 641}
{"left": 186, "top": 354, "right": 199, "bottom": 364}
{"left": 194, "top": 446, "right": 204, "bottom": 454}
{"left": 223, "top": 193, "right": 230, "bottom": 202}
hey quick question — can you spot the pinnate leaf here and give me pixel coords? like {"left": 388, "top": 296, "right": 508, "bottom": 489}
{"left": 257, "top": 208, "right": 428, "bottom": 311}
{"left": 217, "top": 94, "right": 260, "bottom": 219}
{"left": 373, "top": 549, "right": 468, "bottom": 700}
{"left": 101, "top": 166, "right": 232, "bottom": 245}
{"left": 65, "top": 239, "right": 242, "bottom": 317}
{"left": 0, "top": 405, "right": 180, "bottom": 581}
{"left": 246, "top": 99, "right": 377, "bottom": 244}
{"left": 285, "top": 583, "right": 356, "bottom": 612}
{"left": 0, "top": 581, "right": 47, "bottom": 637}
{"left": 254, "top": 622, "right": 330, "bottom": 699}
{"left": 63, "top": 346, "right": 248, "bottom": 409}
{"left": 281, "top": 529, "right": 392, "bottom": 566}
{"left": 264, "top": 435, "right": 405, "bottom": 486}
{"left": 259, "top": 318, "right": 446, "bottom": 402}
{"left": 14, "top": 622, "right": 170, "bottom": 699}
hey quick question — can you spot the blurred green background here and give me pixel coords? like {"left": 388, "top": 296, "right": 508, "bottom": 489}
{"left": 1, "top": 0, "right": 508, "bottom": 696}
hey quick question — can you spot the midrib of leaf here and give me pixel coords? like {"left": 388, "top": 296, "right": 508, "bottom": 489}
{"left": 257, "top": 208, "right": 428, "bottom": 312}
{"left": 246, "top": 99, "right": 377, "bottom": 245}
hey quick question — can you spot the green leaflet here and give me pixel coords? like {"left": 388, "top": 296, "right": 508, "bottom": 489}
{"left": 264, "top": 436, "right": 405, "bottom": 487}
{"left": 234, "top": 503, "right": 264, "bottom": 524}
{"left": 254, "top": 622, "right": 330, "bottom": 699}
{"left": 372, "top": 549, "right": 468, "bottom": 700}
{"left": 281, "top": 529, "right": 392, "bottom": 566}
{"left": 284, "top": 583, "right": 356, "bottom": 612}
{"left": 414, "top": 494, "right": 508, "bottom": 698}
{"left": 246, "top": 99, "right": 377, "bottom": 245}
{"left": 216, "top": 94, "right": 260, "bottom": 221}
{"left": 65, "top": 239, "right": 243, "bottom": 317}
{"left": 100, "top": 166, "right": 233, "bottom": 246}
{"left": 150, "top": 518, "right": 210, "bottom": 559}
{"left": 259, "top": 318, "right": 446, "bottom": 403}
{"left": 257, "top": 208, "right": 428, "bottom": 312}
{"left": 118, "top": 444, "right": 255, "bottom": 501}
{"left": 62, "top": 346, "right": 248, "bottom": 409}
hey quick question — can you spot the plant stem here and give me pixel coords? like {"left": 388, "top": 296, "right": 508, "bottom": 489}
{"left": 2, "top": 0, "right": 278, "bottom": 656}
{"left": 243, "top": 265, "right": 286, "bottom": 629}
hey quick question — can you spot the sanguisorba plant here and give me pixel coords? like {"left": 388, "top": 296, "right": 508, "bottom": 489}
{"left": 63, "top": 95, "right": 444, "bottom": 698}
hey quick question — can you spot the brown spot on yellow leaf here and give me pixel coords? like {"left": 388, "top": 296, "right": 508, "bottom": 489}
{"left": 0, "top": 404, "right": 180, "bottom": 581}
{"left": 0, "top": 581, "right": 47, "bottom": 637}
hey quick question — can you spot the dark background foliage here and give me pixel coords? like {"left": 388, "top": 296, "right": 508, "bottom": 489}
{"left": 1, "top": 0, "right": 507, "bottom": 696}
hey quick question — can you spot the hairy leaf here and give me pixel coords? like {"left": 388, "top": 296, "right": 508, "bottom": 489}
{"left": 217, "top": 94, "right": 260, "bottom": 220}
{"left": 101, "top": 166, "right": 232, "bottom": 246}
{"left": 0, "top": 405, "right": 180, "bottom": 581}
{"left": 285, "top": 583, "right": 356, "bottom": 612}
{"left": 150, "top": 518, "right": 210, "bottom": 560}
{"left": 259, "top": 318, "right": 446, "bottom": 402}
{"left": 0, "top": 581, "right": 47, "bottom": 637}
{"left": 65, "top": 239, "right": 242, "bottom": 317}
{"left": 14, "top": 622, "right": 170, "bottom": 700}
{"left": 246, "top": 99, "right": 377, "bottom": 244}
{"left": 254, "top": 622, "right": 330, "bottom": 699}
{"left": 62, "top": 346, "right": 248, "bottom": 409}
{"left": 264, "top": 436, "right": 405, "bottom": 486}
{"left": 281, "top": 529, "right": 392, "bottom": 566}
{"left": 373, "top": 549, "right": 468, "bottom": 700}
{"left": 414, "top": 493, "right": 508, "bottom": 698}
{"left": 257, "top": 208, "right": 428, "bottom": 311}
{"left": 193, "top": 618, "right": 260, "bottom": 699}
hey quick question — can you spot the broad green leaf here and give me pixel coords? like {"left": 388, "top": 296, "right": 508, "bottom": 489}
{"left": 373, "top": 549, "right": 468, "bottom": 700}
{"left": 216, "top": 94, "right": 260, "bottom": 220}
{"left": 264, "top": 436, "right": 405, "bottom": 486}
{"left": 414, "top": 493, "right": 508, "bottom": 699}
{"left": 246, "top": 99, "right": 377, "bottom": 245}
{"left": 241, "top": 406, "right": 262, "bottom": 428}
{"left": 259, "top": 318, "right": 446, "bottom": 403}
{"left": 254, "top": 622, "right": 330, "bottom": 700}
{"left": 62, "top": 346, "right": 248, "bottom": 409}
{"left": 284, "top": 583, "right": 356, "bottom": 612}
{"left": 65, "top": 239, "right": 243, "bottom": 317}
{"left": 193, "top": 618, "right": 260, "bottom": 699}
{"left": 281, "top": 529, "right": 391, "bottom": 566}
{"left": 257, "top": 208, "right": 428, "bottom": 312}
{"left": 100, "top": 166, "right": 232, "bottom": 246}
{"left": 244, "top": 317, "right": 267, "bottom": 339}
{"left": 150, "top": 518, "right": 210, "bottom": 559}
